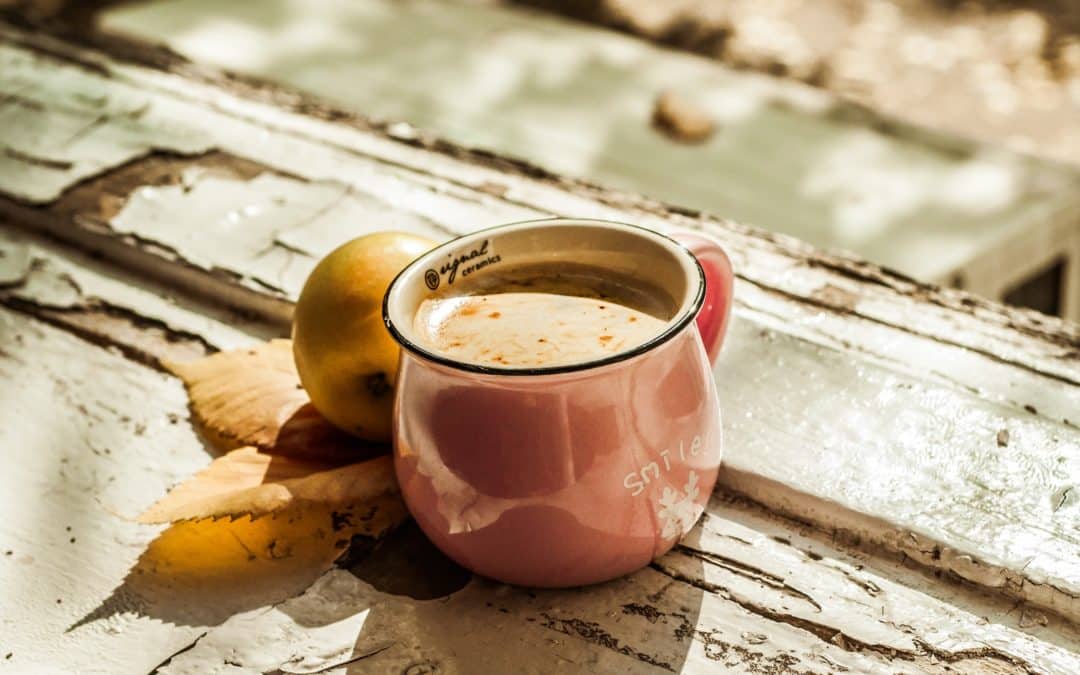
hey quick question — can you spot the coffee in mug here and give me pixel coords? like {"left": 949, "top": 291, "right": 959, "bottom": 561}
{"left": 412, "top": 262, "right": 676, "bottom": 368}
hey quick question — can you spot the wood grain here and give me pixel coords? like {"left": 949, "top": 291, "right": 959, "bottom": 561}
{"left": 0, "top": 25, "right": 1077, "bottom": 622}
{"left": 96, "top": 0, "right": 1080, "bottom": 315}
{"left": 153, "top": 500, "right": 1080, "bottom": 674}
{"left": 1, "top": 212, "right": 1078, "bottom": 672}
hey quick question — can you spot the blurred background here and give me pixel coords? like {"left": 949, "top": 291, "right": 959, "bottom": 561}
{"left": 4, "top": 0, "right": 1079, "bottom": 319}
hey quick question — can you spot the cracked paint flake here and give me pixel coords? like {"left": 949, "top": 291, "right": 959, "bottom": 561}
{"left": 717, "top": 317, "right": 1080, "bottom": 618}
{"left": 110, "top": 172, "right": 344, "bottom": 295}
{"left": 0, "top": 308, "right": 211, "bottom": 674}
{"left": 0, "top": 228, "right": 257, "bottom": 354}
{"left": 158, "top": 589, "right": 373, "bottom": 675}
{"left": 0, "top": 237, "right": 1076, "bottom": 671}
{"left": 107, "top": 170, "right": 451, "bottom": 298}
{"left": 0, "top": 236, "right": 372, "bottom": 673}
{"left": 161, "top": 498, "right": 1080, "bottom": 674}
{"left": 0, "top": 20, "right": 1077, "bottom": 648}
{"left": 0, "top": 47, "right": 212, "bottom": 203}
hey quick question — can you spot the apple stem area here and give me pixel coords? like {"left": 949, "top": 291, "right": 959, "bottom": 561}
{"left": 0, "top": 18, "right": 1077, "bottom": 675}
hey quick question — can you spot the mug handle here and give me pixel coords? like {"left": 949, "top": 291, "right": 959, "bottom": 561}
{"left": 669, "top": 230, "right": 734, "bottom": 366}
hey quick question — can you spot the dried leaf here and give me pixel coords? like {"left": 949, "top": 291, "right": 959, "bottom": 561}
{"left": 139, "top": 448, "right": 405, "bottom": 530}
{"left": 166, "top": 339, "right": 384, "bottom": 462}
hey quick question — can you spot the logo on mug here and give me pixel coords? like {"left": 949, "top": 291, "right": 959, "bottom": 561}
{"left": 425, "top": 239, "right": 502, "bottom": 290}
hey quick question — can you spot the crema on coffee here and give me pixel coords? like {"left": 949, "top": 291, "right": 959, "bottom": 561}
{"left": 412, "top": 262, "right": 675, "bottom": 368}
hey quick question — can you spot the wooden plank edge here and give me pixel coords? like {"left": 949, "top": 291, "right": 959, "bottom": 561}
{"left": 1, "top": 200, "right": 294, "bottom": 328}
{"left": 1, "top": 17, "right": 1077, "bottom": 358}
{"left": 0, "top": 21, "right": 1075, "bottom": 622}
{"left": 2, "top": 226, "right": 1078, "bottom": 672}
{"left": 721, "top": 465, "right": 1080, "bottom": 623}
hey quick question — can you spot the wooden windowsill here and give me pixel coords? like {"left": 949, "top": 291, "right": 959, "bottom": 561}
{"left": 0, "top": 16, "right": 1076, "bottom": 673}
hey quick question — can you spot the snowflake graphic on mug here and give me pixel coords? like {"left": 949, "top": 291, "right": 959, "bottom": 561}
{"left": 658, "top": 470, "right": 704, "bottom": 540}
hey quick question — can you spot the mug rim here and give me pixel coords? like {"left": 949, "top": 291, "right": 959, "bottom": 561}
{"left": 382, "top": 217, "right": 706, "bottom": 377}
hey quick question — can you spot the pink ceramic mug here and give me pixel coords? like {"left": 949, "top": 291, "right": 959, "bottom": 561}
{"left": 383, "top": 218, "right": 733, "bottom": 587}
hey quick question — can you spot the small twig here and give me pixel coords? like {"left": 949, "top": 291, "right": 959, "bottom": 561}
{"left": 274, "top": 641, "right": 396, "bottom": 674}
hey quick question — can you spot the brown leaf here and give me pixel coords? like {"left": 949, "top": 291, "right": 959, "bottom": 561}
{"left": 166, "top": 339, "right": 384, "bottom": 462}
{"left": 652, "top": 90, "right": 716, "bottom": 143}
{"left": 139, "top": 448, "right": 405, "bottom": 530}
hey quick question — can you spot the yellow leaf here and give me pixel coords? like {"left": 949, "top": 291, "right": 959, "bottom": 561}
{"left": 165, "top": 339, "right": 385, "bottom": 462}
{"left": 139, "top": 448, "right": 406, "bottom": 529}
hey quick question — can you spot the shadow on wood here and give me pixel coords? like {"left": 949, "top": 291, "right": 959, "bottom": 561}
{"left": 69, "top": 504, "right": 365, "bottom": 631}
{"left": 339, "top": 520, "right": 472, "bottom": 601}
{"left": 270, "top": 521, "right": 706, "bottom": 672}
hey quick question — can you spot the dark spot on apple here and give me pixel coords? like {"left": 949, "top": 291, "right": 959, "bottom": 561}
{"left": 365, "top": 372, "right": 391, "bottom": 397}
{"left": 331, "top": 511, "right": 353, "bottom": 532}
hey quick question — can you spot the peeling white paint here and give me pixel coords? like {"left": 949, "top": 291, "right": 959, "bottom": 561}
{"left": 110, "top": 172, "right": 451, "bottom": 296}
{"left": 98, "top": 0, "right": 1080, "bottom": 285}
{"left": 0, "top": 232, "right": 1077, "bottom": 671}
{"left": 0, "top": 240, "right": 348, "bottom": 673}
{"left": 68, "top": 38, "right": 1073, "bottom": 379}
{"left": 0, "top": 48, "right": 209, "bottom": 203}
{"left": 733, "top": 280, "right": 1080, "bottom": 427}
{"left": 0, "top": 309, "right": 210, "bottom": 674}
{"left": 0, "top": 227, "right": 260, "bottom": 351}
{"left": 161, "top": 497, "right": 1080, "bottom": 674}
{"left": 717, "top": 318, "right": 1080, "bottom": 617}
{"left": 0, "top": 22, "right": 1077, "bottom": 645}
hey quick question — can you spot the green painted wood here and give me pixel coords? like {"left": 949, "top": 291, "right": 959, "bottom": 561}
{"left": 101, "top": 0, "right": 1080, "bottom": 292}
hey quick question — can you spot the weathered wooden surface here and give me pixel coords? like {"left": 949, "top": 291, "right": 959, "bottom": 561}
{"left": 2, "top": 226, "right": 1080, "bottom": 673}
{"left": 0, "top": 228, "right": 321, "bottom": 673}
{"left": 0, "top": 234, "right": 211, "bottom": 673}
{"left": 1, "top": 15, "right": 1080, "bottom": 671}
{"left": 0, "top": 24, "right": 1078, "bottom": 627}
{"left": 159, "top": 507, "right": 1080, "bottom": 675}
{"left": 0, "top": 306, "right": 208, "bottom": 674}
{"left": 0, "top": 227, "right": 265, "bottom": 363}
{"left": 512, "top": 0, "right": 1080, "bottom": 169}
{"left": 96, "top": 0, "right": 1080, "bottom": 306}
